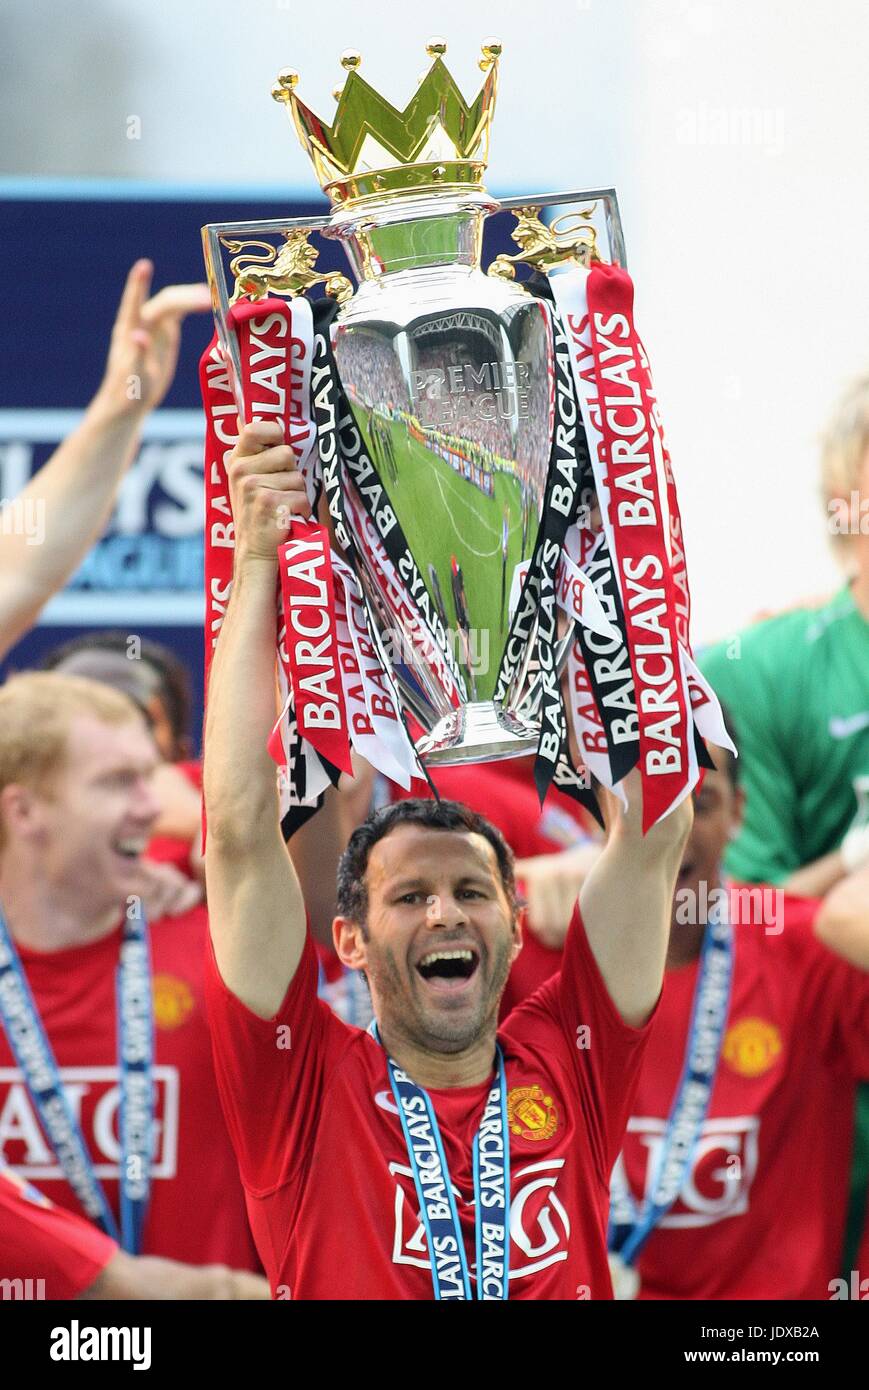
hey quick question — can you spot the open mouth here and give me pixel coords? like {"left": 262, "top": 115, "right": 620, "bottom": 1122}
{"left": 415, "top": 947, "right": 481, "bottom": 992}
{"left": 113, "top": 838, "right": 148, "bottom": 862}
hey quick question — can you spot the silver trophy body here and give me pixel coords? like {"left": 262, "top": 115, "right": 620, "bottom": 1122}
{"left": 202, "top": 188, "right": 625, "bottom": 766}
{"left": 330, "top": 189, "right": 552, "bottom": 762}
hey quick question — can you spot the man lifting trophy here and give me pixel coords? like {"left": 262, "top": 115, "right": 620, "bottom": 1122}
{"left": 201, "top": 39, "right": 730, "bottom": 1300}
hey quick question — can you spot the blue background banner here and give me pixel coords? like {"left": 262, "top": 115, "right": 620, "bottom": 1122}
{"left": 0, "top": 186, "right": 518, "bottom": 748}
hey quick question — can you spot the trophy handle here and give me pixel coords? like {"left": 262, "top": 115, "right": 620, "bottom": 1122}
{"left": 201, "top": 219, "right": 351, "bottom": 416}
{"left": 220, "top": 229, "right": 353, "bottom": 307}
{"left": 492, "top": 187, "right": 627, "bottom": 275}
{"left": 488, "top": 204, "right": 601, "bottom": 280}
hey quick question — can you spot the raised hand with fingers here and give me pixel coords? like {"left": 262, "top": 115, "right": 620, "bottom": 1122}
{"left": 0, "top": 261, "right": 212, "bottom": 662}
{"left": 227, "top": 419, "right": 311, "bottom": 567}
{"left": 93, "top": 259, "right": 212, "bottom": 421}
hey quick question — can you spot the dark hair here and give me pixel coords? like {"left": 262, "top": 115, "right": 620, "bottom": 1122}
{"left": 336, "top": 798, "right": 516, "bottom": 925}
{"left": 40, "top": 631, "right": 192, "bottom": 752}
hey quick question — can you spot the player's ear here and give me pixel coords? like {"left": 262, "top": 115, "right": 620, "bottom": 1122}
{"left": 510, "top": 906, "right": 525, "bottom": 962}
{"left": 0, "top": 783, "right": 41, "bottom": 842}
{"left": 334, "top": 915, "right": 368, "bottom": 970}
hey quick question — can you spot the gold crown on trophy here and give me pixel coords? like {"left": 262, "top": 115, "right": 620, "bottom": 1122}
{"left": 272, "top": 38, "right": 501, "bottom": 205}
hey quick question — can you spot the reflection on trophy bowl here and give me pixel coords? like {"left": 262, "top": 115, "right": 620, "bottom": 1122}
{"left": 333, "top": 256, "right": 554, "bottom": 763}
{"left": 413, "top": 701, "right": 542, "bottom": 765}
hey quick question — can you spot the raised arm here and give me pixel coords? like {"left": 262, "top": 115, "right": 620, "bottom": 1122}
{"left": 203, "top": 421, "right": 311, "bottom": 1018}
{"left": 579, "top": 772, "right": 693, "bottom": 1026}
{"left": 0, "top": 262, "right": 210, "bottom": 660}
{"left": 813, "top": 864, "right": 869, "bottom": 970}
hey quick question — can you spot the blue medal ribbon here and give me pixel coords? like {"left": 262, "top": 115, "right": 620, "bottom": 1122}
{"left": 115, "top": 916, "right": 155, "bottom": 1254}
{"left": 372, "top": 1024, "right": 510, "bottom": 1300}
{"left": 609, "top": 900, "right": 734, "bottom": 1267}
{"left": 0, "top": 903, "right": 154, "bottom": 1253}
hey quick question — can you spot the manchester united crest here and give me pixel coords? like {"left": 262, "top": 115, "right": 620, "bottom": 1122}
{"left": 152, "top": 974, "right": 195, "bottom": 1030}
{"left": 722, "top": 1017, "right": 782, "bottom": 1077}
{"left": 507, "top": 1085, "right": 558, "bottom": 1141}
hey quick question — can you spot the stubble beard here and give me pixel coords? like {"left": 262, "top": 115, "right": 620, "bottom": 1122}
{"left": 368, "top": 929, "right": 516, "bottom": 1055}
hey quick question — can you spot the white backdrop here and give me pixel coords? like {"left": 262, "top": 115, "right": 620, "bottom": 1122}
{"left": 2, "top": 0, "right": 867, "bottom": 643}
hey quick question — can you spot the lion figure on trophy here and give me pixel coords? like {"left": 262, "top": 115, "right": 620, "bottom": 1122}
{"left": 489, "top": 205, "right": 601, "bottom": 281}
{"left": 223, "top": 228, "right": 353, "bottom": 305}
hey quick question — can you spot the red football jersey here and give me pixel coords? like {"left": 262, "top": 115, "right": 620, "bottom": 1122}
{"left": 0, "top": 907, "right": 259, "bottom": 1270}
{"left": 205, "top": 905, "right": 653, "bottom": 1300}
{"left": 617, "top": 896, "right": 869, "bottom": 1299}
{"left": 501, "top": 929, "right": 564, "bottom": 1018}
{"left": 390, "top": 757, "right": 592, "bottom": 860}
{"left": 0, "top": 1167, "right": 117, "bottom": 1299}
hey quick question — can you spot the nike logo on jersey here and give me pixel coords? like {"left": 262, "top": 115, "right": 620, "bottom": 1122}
{"left": 829, "top": 712, "right": 869, "bottom": 739}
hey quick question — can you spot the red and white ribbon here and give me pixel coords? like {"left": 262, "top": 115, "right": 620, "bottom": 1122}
{"left": 550, "top": 263, "right": 730, "bottom": 825}
{"left": 332, "top": 555, "right": 421, "bottom": 788}
{"left": 201, "top": 297, "right": 334, "bottom": 824}
{"left": 201, "top": 341, "right": 239, "bottom": 704}
{"left": 274, "top": 523, "right": 353, "bottom": 776}
{"left": 507, "top": 548, "right": 618, "bottom": 643}
{"left": 202, "top": 294, "right": 428, "bottom": 821}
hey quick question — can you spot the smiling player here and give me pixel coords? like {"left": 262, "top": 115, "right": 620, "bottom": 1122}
{"left": 0, "top": 673, "right": 264, "bottom": 1286}
{"left": 203, "top": 419, "right": 693, "bottom": 1300}
{"left": 609, "top": 746, "right": 869, "bottom": 1299}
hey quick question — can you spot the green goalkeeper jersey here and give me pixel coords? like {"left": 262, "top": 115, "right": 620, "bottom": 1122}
{"left": 700, "top": 585, "right": 869, "bottom": 885}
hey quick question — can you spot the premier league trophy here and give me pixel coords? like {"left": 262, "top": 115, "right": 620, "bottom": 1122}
{"left": 201, "top": 39, "right": 628, "bottom": 779}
